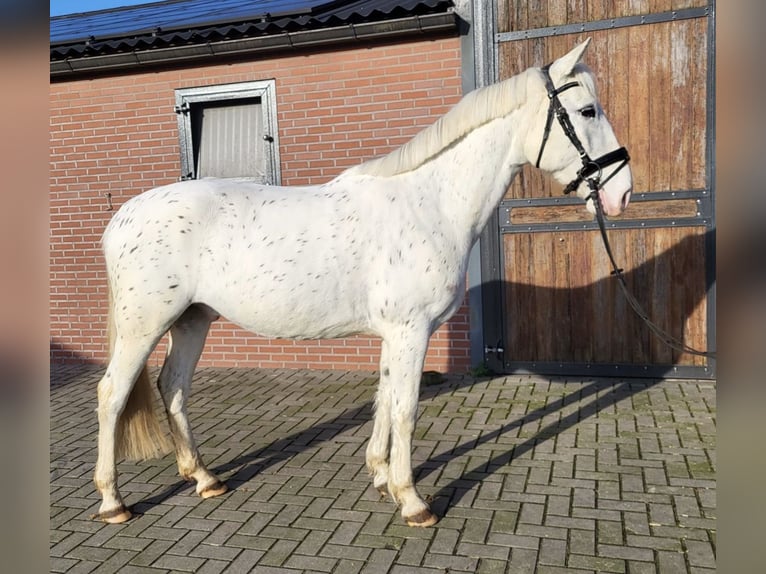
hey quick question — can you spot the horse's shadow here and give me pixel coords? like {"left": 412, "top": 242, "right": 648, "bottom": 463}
{"left": 417, "top": 377, "right": 641, "bottom": 515}
{"left": 135, "top": 375, "right": 650, "bottom": 518}
{"left": 136, "top": 228, "right": 714, "bottom": 518}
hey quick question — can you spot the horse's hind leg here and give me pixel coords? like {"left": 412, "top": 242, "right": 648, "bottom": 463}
{"left": 157, "top": 305, "right": 227, "bottom": 498}
{"left": 386, "top": 326, "right": 438, "bottom": 527}
{"left": 95, "top": 334, "right": 163, "bottom": 523}
{"left": 366, "top": 340, "right": 392, "bottom": 496}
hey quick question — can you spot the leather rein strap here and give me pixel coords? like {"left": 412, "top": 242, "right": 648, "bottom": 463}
{"left": 589, "top": 188, "right": 716, "bottom": 359}
{"left": 535, "top": 64, "right": 715, "bottom": 361}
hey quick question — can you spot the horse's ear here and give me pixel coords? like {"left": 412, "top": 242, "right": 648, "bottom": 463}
{"left": 548, "top": 38, "right": 591, "bottom": 81}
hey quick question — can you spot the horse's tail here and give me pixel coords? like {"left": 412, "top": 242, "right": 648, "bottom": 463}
{"left": 106, "top": 285, "right": 173, "bottom": 461}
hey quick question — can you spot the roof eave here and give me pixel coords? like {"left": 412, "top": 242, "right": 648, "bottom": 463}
{"left": 50, "top": 12, "right": 458, "bottom": 79}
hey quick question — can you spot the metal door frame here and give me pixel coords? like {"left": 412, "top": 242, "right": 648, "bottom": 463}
{"left": 470, "top": 0, "right": 716, "bottom": 379}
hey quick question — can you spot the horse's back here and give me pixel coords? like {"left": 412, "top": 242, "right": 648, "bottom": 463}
{"left": 102, "top": 175, "right": 467, "bottom": 341}
{"left": 102, "top": 178, "right": 374, "bottom": 338}
{"left": 105, "top": 180, "right": 217, "bottom": 240}
{"left": 103, "top": 178, "right": 291, "bottom": 262}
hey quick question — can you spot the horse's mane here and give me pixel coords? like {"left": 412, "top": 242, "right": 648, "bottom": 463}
{"left": 345, "top": 68, "right": 533, "bottom": 178}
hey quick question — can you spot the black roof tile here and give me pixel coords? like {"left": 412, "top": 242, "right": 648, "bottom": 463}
{"left": 51, "top": 0, "right": 454, "bottom": 60}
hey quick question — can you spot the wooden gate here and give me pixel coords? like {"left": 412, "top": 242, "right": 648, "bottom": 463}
{"left": 479, "top": 0, "right": 715, "bottom": 378}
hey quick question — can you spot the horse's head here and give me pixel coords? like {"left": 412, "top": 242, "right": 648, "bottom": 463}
{"left": 525, "top": 39, "right": 633, "bottom": 217}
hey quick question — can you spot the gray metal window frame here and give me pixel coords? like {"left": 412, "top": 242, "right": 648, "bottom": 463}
{"left": 174, "top": 79, "right": 281, "bottom": 184}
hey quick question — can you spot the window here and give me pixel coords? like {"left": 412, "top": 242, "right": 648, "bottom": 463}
{"left": 175, "top": 80, "right": 280, "bottom": 184}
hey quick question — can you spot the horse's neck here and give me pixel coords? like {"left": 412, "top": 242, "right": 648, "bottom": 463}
{"left": 416, "top": 111, "right": 527, "bottom": 243}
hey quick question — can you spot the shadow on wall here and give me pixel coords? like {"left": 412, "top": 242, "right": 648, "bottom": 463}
{"left": 50, "top": 226, "right": 713, "bottom": 385}
{"left": 50, "top": 339, "right": 101, "bottom": 366}
{"left": 50, "top": 224, "right": 713, "bottom": 376}
{"left": 460, "top": 227, "right": 715, "bottom": 373}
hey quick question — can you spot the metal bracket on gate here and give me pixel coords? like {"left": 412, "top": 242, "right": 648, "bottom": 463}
{"left": 484, "top": 339, "right": 505, "bottom": 364}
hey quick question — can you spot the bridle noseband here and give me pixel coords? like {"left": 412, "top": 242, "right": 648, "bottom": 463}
{"left": 535, "top": 65, "right": 630, "bottom": 199}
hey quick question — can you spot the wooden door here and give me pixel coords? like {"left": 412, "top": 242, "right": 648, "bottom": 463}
{"left": 482, "top": 0, "right": 715, "bottom": 378}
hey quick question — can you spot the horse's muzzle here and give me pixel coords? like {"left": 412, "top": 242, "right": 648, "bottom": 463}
{"left": 599, "top": 188, "right": 632, "bottom": 216}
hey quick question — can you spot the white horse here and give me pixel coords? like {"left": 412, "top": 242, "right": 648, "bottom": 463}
{"left": 94, "top": 40, "right": 632, "bottom": 526}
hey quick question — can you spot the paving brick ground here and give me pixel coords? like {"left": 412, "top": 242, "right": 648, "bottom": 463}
{"left": 51, "top": 365, "right": 716, "bottom": 573}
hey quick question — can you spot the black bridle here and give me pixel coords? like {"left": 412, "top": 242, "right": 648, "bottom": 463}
{"left": 534, "top": 64, "right": 630, "bottom": 198}
{"left": 534, "top": 65, "right": 715, "bottom": 360}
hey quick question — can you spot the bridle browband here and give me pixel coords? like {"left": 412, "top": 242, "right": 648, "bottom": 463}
{"left": 535, "top": 64, "right": 630, "bottom": 198}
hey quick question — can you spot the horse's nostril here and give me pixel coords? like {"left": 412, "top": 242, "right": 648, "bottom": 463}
{"left": 621, "top": 190, "right": 632, "bottom": 210}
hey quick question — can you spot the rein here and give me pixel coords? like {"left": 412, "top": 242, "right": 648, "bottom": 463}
{"left": 589, "top": 187, "right": 716, "bottom": 360}
{"left": 536, "top": 65, "right": 716, "bottom": 361}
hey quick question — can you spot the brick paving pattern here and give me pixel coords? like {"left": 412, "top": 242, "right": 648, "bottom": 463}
{"left": 51, "top": 365, "right": 716, "bottom": 573}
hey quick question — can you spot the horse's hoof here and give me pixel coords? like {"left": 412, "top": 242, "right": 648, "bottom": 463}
{"left": 404, "top": 508, "right": 438, "bottom": 527}
{"left": 199, "top": 480, "right": 228, "bottom": 498}
{"left": 98, "top": 505, "right": 132, "bottom": 524}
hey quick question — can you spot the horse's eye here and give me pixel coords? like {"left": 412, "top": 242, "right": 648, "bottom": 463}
{"left": 580, "top": 105, "right": 596, "bottom": 119}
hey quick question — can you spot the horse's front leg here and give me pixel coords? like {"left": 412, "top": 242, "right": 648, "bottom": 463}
{"left": 386, "top": 327, "right": 438, "bottom": 527}
{"left": 366, "top": 340, "right": 392, "bottom": 496}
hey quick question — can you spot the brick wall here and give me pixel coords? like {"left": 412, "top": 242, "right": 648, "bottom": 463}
{"left": 50, "top": 36, "right": 471, "bottom": 373}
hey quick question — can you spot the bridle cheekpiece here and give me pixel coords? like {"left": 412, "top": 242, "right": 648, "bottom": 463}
{"left": 534, "top": 64, "right": 630, "bottom": 200}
